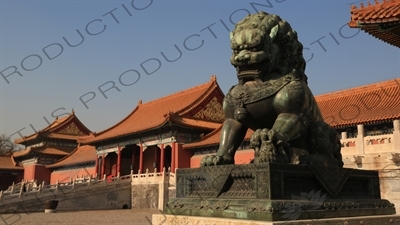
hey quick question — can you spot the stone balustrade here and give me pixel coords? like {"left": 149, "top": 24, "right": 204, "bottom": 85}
{"left": 340, "top": 138, "right": 356, "bottom": 147}
{"left": 340, "top": 133, "right": 396, "bottom": 155}
{"left": 0, "top": 167, "right": 176, "bottom": 207}
{"left": 365, "top": 134, "right": 393, "bottom": 145}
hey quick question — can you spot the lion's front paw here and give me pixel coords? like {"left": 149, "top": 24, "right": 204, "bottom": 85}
{"left": 254, "top": 140, "right": 290, "bottom": 163}
{"left": 200, "top": 155, "right": 234, "bottom": 167}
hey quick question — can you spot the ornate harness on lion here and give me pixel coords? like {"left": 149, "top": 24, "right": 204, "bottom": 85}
{"left": 200, "top": 12, "right": 343, "bottom": 167}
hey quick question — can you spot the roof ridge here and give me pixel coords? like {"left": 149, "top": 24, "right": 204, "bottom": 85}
{"left": 79, "top": 78, "right": 217, "bottom": 142}
{"left": 46, "top": 145, "right": 96, "bottom": 168}
{"left": 46, "top": 146, "right": 79, "bottom": 168}
{"left": 46, "top": 114, "right": 71, "bottom": 130}
{"left": 140, "top": 79, "right": 214, "bottom": 107}
{"left": 52, "top": 112, "right": 92, "bottom": 134}
{"left": 183, "top": 126, "right": 222, "bottom": 149}
{"left": 316, "top": 78, "right": 400, "bottom": 99}
{"left": 15, "top": 111, "right": 91, "bottom": 144}
{"left": 177, "top": 80, "right": 220, "bottom": 116}
{"left": 351, "top": 0, "right": 399, "bottom": 10}
{"left": 202, "top": 124, "right": 223, "bottom": 138}
{"left": 79, "top": 105, "right": 140, "bottom": 139}
{"left": 12, "top": 148, "right": 32, "bottom": 158}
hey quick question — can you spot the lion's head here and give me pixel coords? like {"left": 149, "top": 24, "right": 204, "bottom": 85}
{"left": 230, "top": 11, "right": 307, "bottom": 83}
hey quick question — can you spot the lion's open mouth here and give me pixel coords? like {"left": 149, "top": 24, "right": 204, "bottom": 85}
{"left": 236, "top": 62, "right": 267, "bottom": 80}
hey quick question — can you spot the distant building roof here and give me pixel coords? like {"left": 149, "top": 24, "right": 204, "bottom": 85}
{"left": 316, "top": 78, "right": 400, "bottom": 128}
{"left": 12, "top": 146, "right": 74, "bottom": 158}
{"left": 0, "top": 154, "right": 23, "bottom": 170}
{"left": 184, "top": 125, "right": 253, "bottom": 149}
{"left": 46, "top": 145, "right": 96, "bottom": 169}
{"left": 14, "top": 110, "right": 92, "bottom": 145}
{"left": 79, "top": 76, "right": 224, "bottom": 144}
{"left": 349, "top": 0, "right": 400, "bottom": 48}
{"left": 185, "top": 78, "right": 400, "bottom": 148}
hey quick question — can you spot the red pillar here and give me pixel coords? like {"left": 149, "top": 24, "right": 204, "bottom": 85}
{"left": 117, "top": 146, "right": 121, "bottom": 175}
{"left": 154, "top": 146, "right": 157, "bottom": 171}
{"left": 171, "top": 142, "right": 176, "bottom": 172}
{"left": 139, "top": 143, "right": 144, "bottom": 173}
{"left": 101, "top": 154, "right": 106, "bottom": 178}
{"left": 94, "top": 156, "right": 99, "bottom": 177}
{"left": 175, "top": 142, "right": 180, "bottom": 170}
{"left": 160, "top": 144, "right": 165, "bottom": 171}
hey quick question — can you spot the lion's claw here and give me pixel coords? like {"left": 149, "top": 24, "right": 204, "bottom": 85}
{"left": 200, "top": 155, "right": 234, "bottom": 167}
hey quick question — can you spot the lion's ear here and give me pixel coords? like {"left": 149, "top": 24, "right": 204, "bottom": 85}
{"left": 269, "top": 25, "right": 279, "bottom": 41}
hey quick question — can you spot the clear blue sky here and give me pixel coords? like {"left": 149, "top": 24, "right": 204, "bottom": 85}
{"left": 0, "top": 0, "right": 399, "bottom": 141}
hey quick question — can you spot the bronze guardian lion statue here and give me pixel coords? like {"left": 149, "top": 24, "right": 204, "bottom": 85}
{"left": 201, "top": 12, "right": 343, "bottom": 167}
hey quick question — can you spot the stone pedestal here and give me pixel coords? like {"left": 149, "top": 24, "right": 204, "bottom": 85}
{"left": 152, "top": 214, "right": 400, "bottom": 225}
{"left": 164, "top": 163, "right": 396, "bottom": 222}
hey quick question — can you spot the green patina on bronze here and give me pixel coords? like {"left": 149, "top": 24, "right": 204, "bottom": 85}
{"left": 201, "top": 11, "right": 343, "bottom": 167}
{"left": 165, "top": 163, "right": 396, "bottom": 221}
{"left": 164, "top": 12, "right": 396, "bottom": 222}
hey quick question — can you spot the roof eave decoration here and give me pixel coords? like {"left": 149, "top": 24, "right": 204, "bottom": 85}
{"left": 78, "top": 76, "right": 224, "bottom": 145}
{"left": 348, "top": 0, "right": 400, "bottom": 48}
{"left": 378, "top": 23, "right": 400, "bottom": 31}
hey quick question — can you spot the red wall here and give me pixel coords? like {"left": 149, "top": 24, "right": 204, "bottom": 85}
{"left": 23, "top": 164, "right": 52, "bottom": 184}
{"left": 23, "top": 164, "right": 37, "bottom": 181}
{"left": 190, "top": 149, "right": 254, "bottom": 168}
{"left": 176, "top": 143, "right": 193, "bottom": 169}
{"left": 50, "top": 167, "right": 96, "bottom": 184}
{"left": 34, "top": 165, "right": 52, "bottom": 184}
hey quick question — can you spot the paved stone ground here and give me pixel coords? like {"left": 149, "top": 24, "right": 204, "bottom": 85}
{"left": 0, "top": 209, "right": 163, "bottom": 225}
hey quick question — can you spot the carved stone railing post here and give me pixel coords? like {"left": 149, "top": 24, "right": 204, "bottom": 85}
{"left": 103, "top": 174, "right": 107, "bottom": 185}
{"left": 0, "top": 190, "right": 4, "bottom": 203}
{"left": 19, "top": 184, "right": 24, "bottom": 200}
{"left": 55, "top": 180, "right": 60, "bottom": 194}
{"left": 341, "top": 132, "right": 348, "bottom": 140}
{"left": 357, "top": 124, "right": 365, "bottom": 154}
{"left": 88, "top": 175, "right": 92, "bottom": 186}
{"left": 393, "top": 119, "right": 400, "bottom": 152}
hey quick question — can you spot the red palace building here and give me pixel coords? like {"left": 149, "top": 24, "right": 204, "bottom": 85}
{"left": 77, "top": 76, "right": 224, "bottom": 179}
